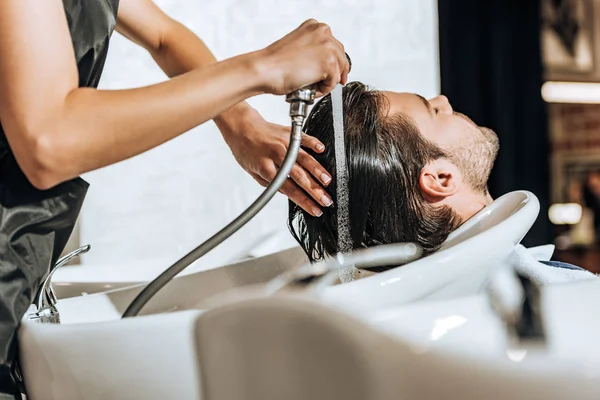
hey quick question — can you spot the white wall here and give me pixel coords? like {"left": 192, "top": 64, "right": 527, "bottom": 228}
{"left": 78, "top": 0, "right": 440, "bottom": 271}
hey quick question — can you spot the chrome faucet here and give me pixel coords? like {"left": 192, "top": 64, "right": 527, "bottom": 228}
{"left": 486, "top": 266, "right": 546, "bottom": 344}
{"left": 28, "top": 244, "right": 91, "bottom": 324}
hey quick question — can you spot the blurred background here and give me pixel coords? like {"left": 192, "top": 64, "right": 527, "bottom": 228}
{"left": 440, "top": 0, "right": 600, "bottom": 273}
{"left": 62, "top": 0, "right": 600, "bottom": 275}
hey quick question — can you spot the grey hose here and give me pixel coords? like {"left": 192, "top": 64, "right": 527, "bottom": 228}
{"left": 122, "top": 123, "right": 304, "bottom": 317}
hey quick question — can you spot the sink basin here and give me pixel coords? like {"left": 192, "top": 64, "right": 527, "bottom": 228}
{"left": 50, "top": 232, "right": 299, "bottom": 299}
{"left": 47, "top": 245, "right": 308, "bottom": 324}
{"left": 193, "top": 281, "right": 600, "bottom": 400}
{"left": 20, "top": 279, "right": 600, "bottom": 399}
{"left": 17, "top": 190, "right": 548, "bottom": 399}
{"left": 322, "top": 190, "right": 539, "bottom": 308}
{"left": 52, "top": 281, "right": 141, "bottom": 299}
{"left": 19, "top": 246, "right": 308, "bottom": 399}
{"left": 55, "top": 190, "right": 540, "bottom": 321}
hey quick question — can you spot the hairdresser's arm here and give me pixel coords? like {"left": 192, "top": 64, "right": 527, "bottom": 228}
{"left": 116, "top": 0, "right": 336, "bottom": 216}
{"left": 0, "top": 0, "right": 347, "bottom": 192}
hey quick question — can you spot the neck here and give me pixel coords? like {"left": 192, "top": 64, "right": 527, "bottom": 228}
{"left": 449, "top": 190, "right": 493, "bottom": 222}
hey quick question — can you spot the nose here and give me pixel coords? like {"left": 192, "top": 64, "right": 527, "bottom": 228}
{"left": 429, "top": 95, "right": 453, "bottom": 115}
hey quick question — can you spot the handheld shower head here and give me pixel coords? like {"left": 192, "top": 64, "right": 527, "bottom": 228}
{"left": 285, "top": 52, "right": 352, "bottom": 138}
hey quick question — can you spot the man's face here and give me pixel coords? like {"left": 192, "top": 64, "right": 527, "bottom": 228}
{"left": 382, "top": 92, "right": 499, "bottom": 193}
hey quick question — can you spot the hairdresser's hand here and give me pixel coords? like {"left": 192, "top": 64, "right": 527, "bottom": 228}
{"left": 216, "top": 104, "right": 333, "bottom": 217}
{"left": 255, "top": 19, "right": 350, "bottom": 97}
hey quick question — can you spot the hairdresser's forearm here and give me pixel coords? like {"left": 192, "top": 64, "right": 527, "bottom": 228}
{"left": 149, "top": 20, "right": 254, "bottom": 128}
{"left": 150, "top": 20, "right": 217, "bottom": 77}
{"left": 35, "top": 54, "right": 262, "bottom": 188}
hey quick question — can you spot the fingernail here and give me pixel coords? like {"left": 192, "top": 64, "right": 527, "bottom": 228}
{"left": 313, "top": 208, "right": 323, "bottom": 217}
{"left": 321, "top": 195, "right": 333, "bottom": 207}
{"left": 321, "top": 173, "right": 331, "bottom": 185}
{"left": 316, "top": 144, "right": 325, "bottom": 151}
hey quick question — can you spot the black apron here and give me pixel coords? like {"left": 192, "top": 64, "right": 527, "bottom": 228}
{"left": 0, "top": 0, "right": 119, "bottom": 395}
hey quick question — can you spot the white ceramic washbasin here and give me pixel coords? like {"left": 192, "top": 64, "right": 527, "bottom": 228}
{"left": 18, "top": 190, "right": 545, "bottom": 399}
{"left": 51, "top": 232, "right": 299, "bottom": 299}
{"left": 322, "top": 190, "right": 540, "bottom": 308}
{"left": 191, "top": 282, "right": 600, "bottom": 400}
{"left": 47, "top": 245, "right": 309, "bottom": 324}
{"left": 193, "top": 280, "right": 600, "bottom": 400}
{"left": 47, "top": 190, "right": 539, "bottom": 325}
{"left": 20, "top": 279, "right": 600, "bottom": 399}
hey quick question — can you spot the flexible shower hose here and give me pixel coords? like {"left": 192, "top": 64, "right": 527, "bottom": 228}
{"left": 122, "top": 123, "right": 303, "bottom": 317}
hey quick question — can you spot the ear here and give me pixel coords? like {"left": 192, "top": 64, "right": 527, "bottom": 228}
{"left": 418, "top": 159, "right": 462, "bottom": 202}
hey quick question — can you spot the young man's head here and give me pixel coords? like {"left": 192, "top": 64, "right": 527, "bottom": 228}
{"left": 288, "top": 82, "right": 499, "bottom": 264}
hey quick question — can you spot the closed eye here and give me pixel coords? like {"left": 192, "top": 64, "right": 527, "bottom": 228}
{"left": 416, "top": 94, "right": 437, "bottom": 118}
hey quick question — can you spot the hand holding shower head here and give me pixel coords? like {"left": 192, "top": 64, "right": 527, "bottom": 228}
{"left": 285, "top": 52, "right": 352, "bottom": 135}
{"left": 285, "top": 52, "right": 352, "bottom": 105}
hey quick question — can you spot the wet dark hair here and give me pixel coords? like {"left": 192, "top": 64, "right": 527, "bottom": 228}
{"left": 287, "top": 82, "right": 461, "bottom": 269}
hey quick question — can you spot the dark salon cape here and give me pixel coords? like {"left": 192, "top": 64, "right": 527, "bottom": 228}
{"left": 0, "top": 0, "right": 119, "bottom": 394}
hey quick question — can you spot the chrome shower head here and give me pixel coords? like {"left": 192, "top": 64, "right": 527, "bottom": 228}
{"left": 285, "top": 52, "right": 352, "bottom": 129}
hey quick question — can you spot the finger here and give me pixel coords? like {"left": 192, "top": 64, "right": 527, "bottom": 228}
{"left": 316, "top": 43, "right": 345, "bottom": 97}
{"left": 333, "top": 38, "right": 350, "bottom": 85}
{"left": 331, "top": 40, "right": 348, "bottom": 87}
{"left": 287, "top": 163, "right": 333, "bottom": 207}
{"left": 296, "top": 148, "right": 332, "bottom": 186}
{"left": 250, "top": 172, "right": 269, "bottom": 187}
{"left": 278, "top": 178, "right": 324, "bottom": 217}
{"left": 316, "top": 68, "right": 340, "bottom": 98}
{"left": 256, "top": 163, "right": 324, "bottom": 217}
{"left": 271, "top": 124, "right": 325, "bottom": 154}
{"left": 270, "top": 143, "right": 331, "bottom": 187}
{"left": 300, "top": 18, "right": 319, "bottom": 29}
{"left": 301, "top": 133, "right": 325, "bottom": 153}
{"left": 258, "top": 162, "right": 278, "bottom": 184}
{"left": 341, "top": 60, "right": 349, "bottom": 86}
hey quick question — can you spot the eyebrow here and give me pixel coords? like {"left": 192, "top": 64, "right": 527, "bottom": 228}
{"left": 415, "top": 94, "right": 434, "bottom": 118}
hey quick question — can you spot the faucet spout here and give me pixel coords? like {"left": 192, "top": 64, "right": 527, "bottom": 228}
{"left": 29, "top": 244, "right": 91, "bottom": 324}
{"left": 486, "top": 265, "right": 546, "bottom": 346}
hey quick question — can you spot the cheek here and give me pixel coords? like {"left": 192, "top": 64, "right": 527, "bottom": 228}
{"left": 428, "top": 119, "right": 465, "bottom": 149}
